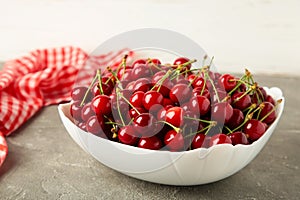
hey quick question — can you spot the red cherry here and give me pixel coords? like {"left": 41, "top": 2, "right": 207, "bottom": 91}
{"left": 70, "top": 101, "right": 83, "bottom": 121}
{"left": 231, "top": 92, "right": 252, "bottom": 110}
{"left": 147, "top": 58, "right": 161, "bottom": 65}
{"left": 130, "top": 91, "right": 145, "bottom": 108}
{"left": 173, "top": 57, "right": 191, "bottom": 69}
{"left": 266, "top": 95, "right": 275, "bottom": 105}
{"left": 138, "top": 136, "right": 162, "bottom": 150}
{"left": 229, "top": 132, "right": 249, "bottom": 145}
{"left": 92, "top": 82, "right": 112, "bottom": 96}
{"left": 81, "top": 102, "right": 95, "bottom": 121}
{"left": 164, "top": 130, "right": 185, "bottom": 151}
{"left": 227, "top": 109, "right": 244, "bottom": 129}
{"left": 192, "top": 77, "right": 206, "bottom": 90}
{"left": 209, "top": 133, "right": 232, "bottom": 146}
{"left": 157, "top": 105, "right": 172, "bottom": 121}
{"left": 128, "top": 107, "right": 147, "bottom": 119}
{"left": 143, "top": 91, "right": 164, "bottom": 111}
{"left": 244, "top": 119, "right": 266, "bottom": 141}
{"left": 118, "top": 126, "right": 139, "bottom": 145}
{"left": 162, "top": 98, "right": 174, "bottom": 107}
{"left": 191, "top": 134, "right": 206, "bottom": 149}
{"left": 86, "top": 115, "right": 105, "bottom": 136}
{"left": 189, "top": 95, "right": 210, "bottom": 116}
{"left": 131, "top": 64, "right": 152, "bottom": 80}
{"left": 169, "top": 83, "right": 192, "bottom": 104}
{"left": 259, "top": 102, "right": 276, "bottom": 124}
{"left": 165, "top": 106, "right": 184, "bottom": 127}
{"left": 132, "top": 59, "right": 146, "bottom": 68}
{"left": 218, "top": 74, "right": 237, "bottom": 92}
{"left": 91, "top": 95, "right": 111, "bottom": 116}
{"left": 77, "top": 122, "right": 87, "bottom": 131}
{"left": 133, "top": 113, "right": 157, "bottom": 137}
{"left": 120, "top": 69, "right": 133, "bottom": 82}
{"left": 133, "top": 78, "right": 151, "bottom": 93}
{"left": 192, "top": 87, "right": 210, "bottom": 99}
{"left": 71, "top": 86, "right": 92, "bottom": 101}
{"left": 117, "top": 66, "right": 132, "bottom": 79}
{"left": 151, "top": 71, "right": 173, "bottom": 97}
{"left": 211, "top": 102, "right": 233, "bottom": 124}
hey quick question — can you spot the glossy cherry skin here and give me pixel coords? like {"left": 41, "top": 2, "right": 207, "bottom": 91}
{"left": 218, "top": 74, "right": 237, "bottom": 92}
{"left": 130, "top": 91, "right": 145, "bottom": 108}
{"left": 71, "top": 86, "right": 92, "bottom": 101}
{"left": 259, "top": 102, "right": 276, "bottom": 124}
{"left": 209, "top": 133, "right": 232, "bottom": 147}
{"left": 138, "top": 136, "right": 162, "bottom": 150}
{"left": 243, "top": 119, "right": 266, "bottom": 141}
{"left": 133, "top": 113, "right": 157, "bottom": 137}
{"left": 227, "top": 109, "right": 244, "bottom": 129}
{"left": 91, "top": 95, "right": 111, "bottom": 116}
{"left": 143, "top": 91, "right": 164, "bottom": 111}
{"left": 147, "top": 58, "right": 161, "bottom": 65}
{"left": 81, "top": 102, "right": 95, "bottom": 122}
{"left": 164, "top": 130, "right": 185, "bottom": 151}
{"left": 192, "top": 77, "right": 206, "bottom": 90}
{"left": 131, "top": 64, "right": 152, "bottom": 80}
{"left": 162, "top": 98, "right": 174, "bottom": 107}
{"left": 86, "top": 115, "right": 105, "bottom": 136}
{"left": 92, "top": 82, "right": 112, "bottom": 96}
{"left": 266, "top": 95, "right": 275, "bottom": 105}
{"left": 132, "top": 59, "right": 146, "bottom": 68}
{"left": 231, "top": 92, "right": 252, "bottom": 110}
{"left": 191, "top": 134, "right": 206, "bottom": 149}
{"left": 169, "top": 83, "right": 192, "bottom": 104}
{"left": 77, "top": 122, "right": 87, "bottom": 131}
{"left": 229, "top": 132, "right": 249, "bottom": 145}
{"left": 151, "top": 71, "right": 173, "bottom": 97}
{"left": 70, "top": 101, "right": 83, "bottom": 121}
{"left": 189, "top": 95, "right": 210, "bottom": 116}
{"left": 173, "top": 57, "right": 190, "bottom": 68}
{"left": 165, "top": 106, "right": 184, "bottom": 128}
{"left": 133, "top": 78, "right": 151, "bottom": 93}
{"left": 192, "top": 88, "right": 210, "bottom": 99}
{"left": 118, "top": 126, "right": 139, "bottom": 145}
{"left": 211, "top": 89, "right": 231, "bottom": 104}
{"left": 117, "top": 66, "right": 132, "bottom": 80}
{"left": 211, "top": 102, "right": 233, "bottom": 124}
{"left": 128, "top": 107, "right": 147, "bottom": 119}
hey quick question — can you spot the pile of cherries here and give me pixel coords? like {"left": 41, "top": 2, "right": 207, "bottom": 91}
{"left": 70, "top": 56, "right": 281, "bottom": 151}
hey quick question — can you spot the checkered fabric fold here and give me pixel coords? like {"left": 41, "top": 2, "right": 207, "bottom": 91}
{"left": 0, "top": 46, "right": 132, "bottom": 166}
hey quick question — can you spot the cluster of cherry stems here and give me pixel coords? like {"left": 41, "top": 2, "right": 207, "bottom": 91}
{"left": 70, "top": 55, "right": 281, "bottom": 151}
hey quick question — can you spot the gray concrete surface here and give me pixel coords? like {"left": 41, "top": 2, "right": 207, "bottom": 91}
{"left": 0, "top": 74, "right": 299, "bottom": 200}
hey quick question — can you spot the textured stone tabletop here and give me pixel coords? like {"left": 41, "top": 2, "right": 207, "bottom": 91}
{"left": 0, "top": 75, "right": 299, "bottom": 200}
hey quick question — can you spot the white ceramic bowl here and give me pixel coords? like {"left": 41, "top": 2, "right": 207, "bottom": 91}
{"left": 58, "top": 87, "right": 284, "bottom": 186}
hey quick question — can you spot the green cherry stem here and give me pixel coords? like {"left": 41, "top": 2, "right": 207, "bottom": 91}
{"left": 260, "top": 99, "right": 282, "bottom": 122}
{"left": 116, "top": 88, "right": 125, "bottom": 126}
{"left": 97, "top": 69, "right": 104, "bottom": 95}
{"left": 156, "top": 121, "right": 181, "bottom": 133}
{"left": 80, "top": 74, "right": 98, "bottom": 107}
{"left": 119, "top": 93, "right": 141, "bottom": 116}
{"left": 183, "top": 116, "right": 216, "bottom": 124}
{"left": 231, "top": 113, "right": 253, "bottom": 133}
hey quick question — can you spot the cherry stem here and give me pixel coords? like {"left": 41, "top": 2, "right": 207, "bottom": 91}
{"left": 119, "top": 93, "right": 141, "bottom": 115}
{"left": 184, "top": 124, "right": 213, "bottom": 138}
{"left": 116, "top": 88, "right": 125, "bottom": 126}
{"left": 151, "top": 69, "right": 172, "bottom": 92}
{"left": 156, "top": 121, "right": 181, "bottom": 133}
{"left": 183, "top": 116, "right": 216, "bottom": 124}
{"left": 80, "top": 74, "right": 98, "bottom": 107}
{"left": 107, "top": 66, "right": 123, "bottom": 89}
{"left": 227, "top": 75, "right": 247, "bottom": 95}
{"left": 260, "top": 99, "right": 282, "bottom": 122}
{"left": 204, "top": 67, "right": 220, "bottom": 102}
{"left": 97, "top": 69, "right": 104, "bottom": 95}
{"left": 147, "top": 58, "right": 162, "bottom": 71}
{"left": 231, "top": 113, "right": 253, "bottom": 133}
{"left": 232, "top": 84, "right": 256, "bottom": 104}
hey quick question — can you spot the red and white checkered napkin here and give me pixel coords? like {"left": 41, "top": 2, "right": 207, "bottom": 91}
{"left": 0, "top": 46, "right": 132, "bottom": 167}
